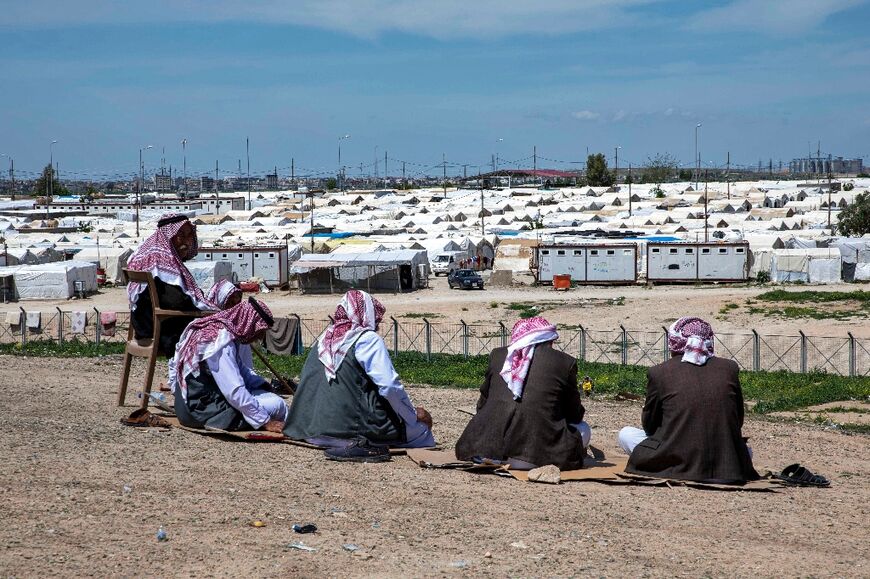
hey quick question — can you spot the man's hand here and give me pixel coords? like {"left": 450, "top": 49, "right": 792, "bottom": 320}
{"left": 262, "top": 420, "right": 285, "bottom": 433}
{"left": 415, "top": 406, "right": 433, "bottom": 429}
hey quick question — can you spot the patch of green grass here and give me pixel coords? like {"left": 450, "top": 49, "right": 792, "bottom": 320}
{"left": 489, "top": 302, "right": 499, "bottom": 309}
{"left": 2, "top": 341, "right": 868, "bottom": 416}
{"left": 0, "top": 340, "right": 125, "bottom": 357}
{"left": 400, "top": 312, "right": 442, "bottom": 319}
{"left": 506, "top": 302, "right": 542, "bottom": 319}
{"left": 757, "top": 289, "right": 870, "bottom": 304}
{"left": 719, "top": 302, "right": 739, "bottom": 314}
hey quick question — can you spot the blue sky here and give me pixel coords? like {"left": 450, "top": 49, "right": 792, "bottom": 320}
{"left": 1, "top": 0, "right": 869, "bottom": 181}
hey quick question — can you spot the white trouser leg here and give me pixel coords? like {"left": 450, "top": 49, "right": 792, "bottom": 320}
{"left": 249, "top": 389, "right": 289, "bottom": 422}
{"left": 570, "top": 421, "right": 592, "bottom": 449}
{"left": 618, "top": 426, "right": 648, "bottom": 455}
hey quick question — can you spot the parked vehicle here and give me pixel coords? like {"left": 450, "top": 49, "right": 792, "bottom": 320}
{"left": 448, "top": 269, "right": 484, "bottom": 290}
{"left": 431, "top": 252, "right": 461, "bottom": 276}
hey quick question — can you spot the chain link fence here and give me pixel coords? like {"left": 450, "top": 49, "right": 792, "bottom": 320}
{"left": 2, "top": 308, "right": 869, "bottom": 377}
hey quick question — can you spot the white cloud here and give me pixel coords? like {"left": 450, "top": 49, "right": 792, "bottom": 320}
{"left": 571, "top": 110, "right": 601, "bottom": 121}
{"left": 688, "top": 0, "right": 866, "bottom": 34}
{"left": 1, "top": 0, "right": 664, "bottom": 39}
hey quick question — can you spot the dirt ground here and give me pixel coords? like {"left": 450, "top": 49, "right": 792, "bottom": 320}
{"left": 1, "top": 355, "right": 867, "bottom": 577}
{"left": 2, "top": 277, "right": 868, "bottom": 338}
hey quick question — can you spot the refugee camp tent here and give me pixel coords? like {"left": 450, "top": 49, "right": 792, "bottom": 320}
{"left": 0, "top": 261, "right": 98, "bottom": 300}
{"left": 830, "top": 238, "right": 870, "bottom": 281}
{"left": 770, "top": 248, "right": 842, "bottom": 284}
{"left": 292, "top": 249, "right": 429, "bottom": 293}
{"left": 73, "top": 247, "right": 133, "bottom": 284}
{"left": 187, "top": 261, "right": 234, "bottom": 290}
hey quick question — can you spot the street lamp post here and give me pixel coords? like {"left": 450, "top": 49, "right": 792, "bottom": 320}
{"left": 181, "top": 139, "right": 188, "bottom": 199}
{"left": 338, "top": 135, "right": 350, "bottom": 191}
{"left": 694, "top": 123, "right": 702, "bottom": 189}
{"left": 137, "top": 145, "right": 153, "bottom": 238}
{"left": 614, "top": 146, "right": 621, "bottom": 188}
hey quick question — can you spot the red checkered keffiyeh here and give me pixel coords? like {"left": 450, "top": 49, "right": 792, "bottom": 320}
{"left": 668, "top": 316, "right": 715, "bottom": 366}
{"left": 207, "top": 279, "right": 241, "bottom": 309}
{"left": 172, "top": 299, "right": 273, "bottom": 400}
{"left": 499, "top": 316, "right": 559, "bottom": 400}
{"left": 318, "top": 290, "right": 386, "bottom": 380}
{"left": 126, "top": 213, "right": 215, "bottom": 311}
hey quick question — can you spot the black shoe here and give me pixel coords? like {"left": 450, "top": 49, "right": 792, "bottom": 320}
{"left": 324, "top": 439, "right": 391, "bottom": 463}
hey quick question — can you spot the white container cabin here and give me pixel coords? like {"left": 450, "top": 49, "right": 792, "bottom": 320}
{"left": 536, "top": 243, "right": 637, "bottom": 284}
{"left": 195, "top": 245, "right": 289, "bottom": 287}
{"left": 646, "top": 242, "right": 749, "bottom": 283}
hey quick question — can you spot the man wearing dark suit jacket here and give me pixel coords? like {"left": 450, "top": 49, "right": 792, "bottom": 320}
{"left": 618, "top": 317, "right": 759, "bottom": 484}
{"left": 456, "top": 317, "right": 591, "bottom": 470}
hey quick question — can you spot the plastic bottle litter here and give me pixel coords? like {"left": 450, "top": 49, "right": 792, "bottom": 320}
{"left": 156, "top": 526, "right": 168, "bottom": 542}
{"left": 342, "top": 544, "right": 359, "bottom": 552}
{"left": 286, "top": 542, "right": 316, "bottom": 552}
{"left": 122, "top": 485, "right": 132, "bottom": 495}
{"left": 292, "top": 523, "right": 317, "bottom": 534}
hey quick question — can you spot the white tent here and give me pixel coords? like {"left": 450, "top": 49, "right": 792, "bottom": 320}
{"left": 187, "top": 261, "right": 233, "bottom": 290}
{"left": 73, "top": 247, "right": 134, "bottom": 284}
{"left": 0, "top": 261, "right": 98, "bottom": 299}
{"left": 770, "top": 248, "right": 842, "bottom": 284}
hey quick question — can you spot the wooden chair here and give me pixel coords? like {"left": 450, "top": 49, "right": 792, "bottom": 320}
{"left": 117, "top": 269, "right": 208, "bottom": 409}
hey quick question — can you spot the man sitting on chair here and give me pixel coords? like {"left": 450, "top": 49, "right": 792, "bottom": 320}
{"left": 617, "top": 317, "right": 759, "bottom": 484}
{"left": 455, "top": 317, "right": 591, "bottom": 470}
{"left": 172, "top": 297, "right": 287, "bottom": 432}
{"left": 283, "top": 290, "right": 434, "bottom": 460}
{"left": 126, "top": 213, "right": 216, "bottom": 356}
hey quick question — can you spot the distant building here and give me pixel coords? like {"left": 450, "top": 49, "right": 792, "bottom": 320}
{"left": 200, "top": 176, "right": 215, "bottom": 192}
{"left": 266, "top": 172, "right": 278, "bottom": 190}
{"left": 790, "top": 156, "right": 863, "bottom": 175}
{"left": 154, "top": 173, "right": 172, "bottom": 192}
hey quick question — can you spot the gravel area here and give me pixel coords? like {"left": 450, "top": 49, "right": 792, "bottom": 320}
{"left": 1, "top": 355, "right": 867, "bottom": 577}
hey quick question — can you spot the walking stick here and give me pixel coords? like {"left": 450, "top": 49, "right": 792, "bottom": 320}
{"left": 251, "top": 345, "right": 295, "bottom": 394}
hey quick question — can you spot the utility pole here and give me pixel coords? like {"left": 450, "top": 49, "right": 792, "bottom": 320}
{"left": 309, "top": 192, "right": 315, "bottom": 253}
{"left": 291, "top": 157, "right": 295, "bottom": 190}
{"left": 726, "top": 151, "right": 730, "bottom": 200}
{"left": 182, "top": 139, "right": 188, "bottom": 200}
{"left": 9, "top": 158, "right": 14, "bottom": 201}
{"left": 694, "top": 123, "right": 702, "bottom": 190}
{"left": 442, "top": 153, "right": 447, "bottom": 196}
{"left": 215, "top": 160, "right": 220, "bottom": 214}
{"left": 704, "top": 170, "right": 709, "bottom": 243}
{"left": 628, "top": 164, "right": 632, "bottom": 217}
{"left": 384, "top": 150, "right": 388, "bottom": 190}
{"left": 614, "top": 146, "right": 620, "bottom": 188}
{"left": 827, "top": 170, "right": 833, "bottom": 231}
{"left": 533, "top": 145, "right": 538, "bottom": 186}
{"left": 246, "top": 137, "right": 251, "bottom": 210}
{"left": 479, "top": 171, "right": 485, "bottom": 237}
{"left": 238, "top": 159, "right": 242, "bottom": 194}
{"left": 402, "top": 161, "right": 406, "bottom": 188}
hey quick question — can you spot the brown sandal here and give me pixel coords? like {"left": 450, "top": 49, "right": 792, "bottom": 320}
{"left": 120, "top": 409, "right": 171, "bottom": 428}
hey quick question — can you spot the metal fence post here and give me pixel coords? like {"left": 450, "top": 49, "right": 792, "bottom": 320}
{"left": 579, "top": 324, "right": 586, "bottom": 362}
{"left": 94, "top": 308, "right": 101, "bottom": 346}
{"left": 56, "top": 307, "right": 64, "bottom": 344}
{"left": 291, "top": 313, "right": 302, "bottom": 355}
{"left": 799, "top": 330, "right": 807, "bottom": 373}
{"left": 499, "top": 322, "right": 507, "bottom": 348}
{"left": 848, "top": 332, "right": 856, "bottom": 377}
{"left": 424, "top": 318, "right": 431, "bottom": 361}
{"left": 662, "top": 326, "right": 669, "bottom": 362}
{"left": 19, "top": 307, "right": 26, "bottom": 347}
{"left": 620, "top": 325, "right": 628, "bottom": 365}
{"left": 390, "top": 316, "right": 399, "bottom": 358}
{"left": 752, "top": 329, "right": 760, "bottom": 371}
{"left": 461, "top": 319, "right": 469, "bottom": 359}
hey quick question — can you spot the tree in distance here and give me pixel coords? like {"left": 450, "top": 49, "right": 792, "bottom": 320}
{"left": 837, "top": 191, "right": 870, "bottom": 236}
{"left": 586, "top": 153, "right": 613, "bottom": 187}
{"left": 642, "top": 153, "right": 678, "bottom": 187}
{"left": 325, "top": 177, "right": 338, "bottom": 190}
{"left": 33, "top": 164, "right": 68, "bottom": 197}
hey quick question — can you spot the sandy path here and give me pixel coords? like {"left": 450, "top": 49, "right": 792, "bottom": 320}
{"left": 0, "top": 355, "right": 867, "bottom": 577}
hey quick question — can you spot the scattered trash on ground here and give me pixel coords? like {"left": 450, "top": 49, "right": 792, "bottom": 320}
{"left": 286, "top": 542, "right": 316, "bottom": 552}
{"left": 342, "top": 543, "right": 360, "bottom": 552}
{"left": 156, "top": 526, "right": 168, "bottom": 542}
{"left": 249, "top": 520, "right": 267, "bottom": 528}
{"left": 292, "top": 523, "right": 317, "bottom": 534}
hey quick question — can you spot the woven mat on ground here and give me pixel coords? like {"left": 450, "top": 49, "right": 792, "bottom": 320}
{"left": 160, "top": 415, "right": 285, "bottom": 442}
{"left": 615, "top": 472, "right": 785, "bottom": 492}
{"left": 405, "top": 448, "right": 506, "bottom": 472}
{"left": 283, "top": 438, "right": 437, "bottom": 456}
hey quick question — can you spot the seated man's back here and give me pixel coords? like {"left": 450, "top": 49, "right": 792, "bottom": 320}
{"left": 626, "top": 343, "right": 758, "bottom": 483}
